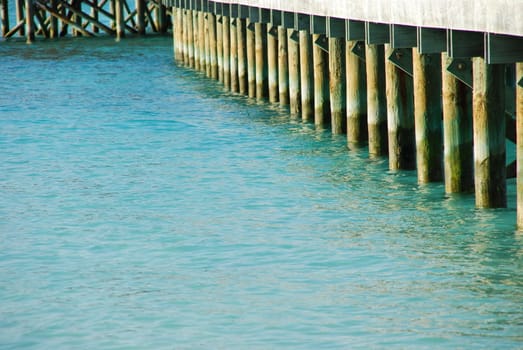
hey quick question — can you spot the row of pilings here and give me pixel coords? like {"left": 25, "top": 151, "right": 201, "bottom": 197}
{"left": 169, "top": 4, "right": 523, "bottom": 228}
{"left": 0, "top": 0, "right": 170, "bottom": 42}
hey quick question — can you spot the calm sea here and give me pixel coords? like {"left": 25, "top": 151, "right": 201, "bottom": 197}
{"left": 1, "top": 36, "right": 522, "bottom": 349}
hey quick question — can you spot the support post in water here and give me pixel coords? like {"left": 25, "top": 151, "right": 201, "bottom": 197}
{"left": 237, "top": 18, "right": 248, "bottom": 94}
{"left": 246, "top": 19, "right": 256, "bottom": 98}
{"left": 1, "top": 0, "right": 9, "bottom": 37}
{"left": 200, "top": 10, "right": 207, "bottom": 73}
{"left": 385, "top": 45, "right": 416, "bottom": 170}
{"left": 313, "top": 34, "right": 330, "bottom": 128}
{"left": 193, "top": 11, "right": 200, "bottom": 71}
{"left": 517, "top": 63, "right": 523, "bottom": 228}
{"left": 230, "top": 17, "right": 239, "bottom": 93}
{"left": 115, "top": 0, "right": 125, "bottom": 39}
{"left": 222, "top": 15, "right": 231, "bottom": 89}
{"left": 136, "top": 0, "right": 146, "bottom": 35}
{"left": 255, "top": 22, "right": 268, "bottom": 99}
{"left": 347, "top": 41, "right": 368, "bottom": 147}
{"left": 472, "top": 57, "right": 506, "bottom": 208}
{"left": 216, "top": 14, "right": 223, "bottom": 82}
{"left": 329, "top": 37, "right": 346, "bottom": 134}
{"left": 413, "top": 50, "right": 443, "bottom": 181}
{"left": 278, "top": 26, "right": 290, "bottom": 105}
{"left": 209, "top": 13, "right": 218, "bottom": 80}
{"left": 366, "top": 44, "right": 388, "bottom": 156}
{"left": 288, "top": 29, "right": 301, "bottom": 115}
{"left": 187, "top": 9, "right": 194, "bottom": 68}
{"left": 300, "top": 30, "right": 314, "bottom": 121}
{"left": 182, "top": 9, "right": 189, "bottom": 66}
{"left": 442, "top": 53, "right": 474, "bottom": 193}
{"left": 25, "top": 0, "right": 34, "bottom": 43}
{"left": 16, "top": 0, "right": 24, "bottom": 36}
{"left": 268, "top": 25, "right": 279, "bottom": 103}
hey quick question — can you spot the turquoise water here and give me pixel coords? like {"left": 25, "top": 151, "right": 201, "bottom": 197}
{"left": 1, "top": 36, "right": 522, "bottom": 349}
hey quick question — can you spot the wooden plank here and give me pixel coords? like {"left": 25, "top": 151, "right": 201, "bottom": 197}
{"left": 60, "top": 0, "right": 115, "bottom": 35}
{"left": 5, "top": 19, "right": 25, "bottom": 38}
{"left": 448, "top": 29, "right": 484, "bottom": 58}
{"left": 390, "top": 24, "right": 416, "bottom": 48}
{"left": 366, "top": 22, "right": 389, "bottom": 45}
{"left": 486, "top": 33, "right": 523, "bottom": 64}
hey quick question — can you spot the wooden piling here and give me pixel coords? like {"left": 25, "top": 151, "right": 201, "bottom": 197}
{"left": 25, "top": 0, "right": 35, "bottom": 43}
{"left": 237, "top": 18, "right": 248, "bottom": 94}
{"left": 230, "top": 18, "right": 239, "bottom": 93}
{"left": 90, "top": 0, "right": 99, "bottom": 34}
{"left": 278, "top": 26, "right": 290, "bottom": 105}
{"left": 288, "top": 29, "right": 301, "bottom": 115}
{"left": 472, "top": 57, "right": 506, "bottom": 208}
{"left": 115, "top": 0, "right": 125, "bottom": 39}
{"left": 193, "top": 11, "right": 200, "bottom": 71}
{"left": 208, "top": 13, "right": 218, "bottom": 80}
{"left": 175, "top": 7, "right": 183, "bottom": 62}
{"left": 413, "top": 50, "right": 443, "bottom": 181}
{"left": 329, "top": 37, "right": 346, "bottom": 134}
{"left": 222, "top": 15, "right": 231, "bottom": 89}
{"left": 267, "top": 26, "right": 279, "bottom": 103}
{"left": 385, "top": 45, "right": 416, "bottom": 170}
{"left": 136, "top": 0, "right": 146, "bottom": 35}
{"left": 205, "top": 13, "right": 212, "bottom": 78}
{"left": 255, "top": 22, "right": 268, "bottom": 100}
{"left": 346, "top": 41, "right": 368, "bottom": 147}
{"left": 187, "top": 10, "right": 194, "bottom": 67}
{"left": 1, "top": 0, "right": 9, "bottom": 37}
{"left": 200, "top": 10, "right": 207, "bottom": 73}
{"left": 300, "top": 30, "right": 314, "bottom": 121}
{"left": 183, "top": 10, "right": 189, "bottom": 66}
{"left": 16, "top": 0, "right": 24, "bottom": 36}
{"left": 313, "top": 34, "right": 330, "bottom": 128}
{"left": 517, "top": 63, "right": 523, "bottom": 228}
{"left": 73, "top": 0, "right": 82, "bottom": 37}
{"left": 246, "top": 19, "right": 256, "bottom": 98}
{"left": 156, "top": 2, "right": 167, "bottom": 34}
{"left": 366, "top": 44, "right": 388, "bottom": 156}
{"left": 217, "top": 14, "right": 223, "bottom": 83}
{"left": 442, "top": 53, "right": 474, "bottom": 193}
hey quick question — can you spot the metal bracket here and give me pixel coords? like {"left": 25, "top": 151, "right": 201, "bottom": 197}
{"left": 350, "top": 41, "right": 366, "bottom": 62}
{"left": 388, "top": 48, "right": 413, "bottom": 77}
{"left": 314, "top": 34, "right": 329, "bottom": 53}
{"left": 446, "top": 58, "right": 473, "bottom": 88}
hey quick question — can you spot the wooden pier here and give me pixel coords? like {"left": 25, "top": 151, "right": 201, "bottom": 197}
{"left": 0, "top": 0, "right": 171, "bottom": 41}
{"left": 165, "top": 0, "right": 523, "bottom": 227}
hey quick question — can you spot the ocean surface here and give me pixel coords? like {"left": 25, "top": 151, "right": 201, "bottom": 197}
{"left": 1, "top": 36, "right": 522, "bottom": 349}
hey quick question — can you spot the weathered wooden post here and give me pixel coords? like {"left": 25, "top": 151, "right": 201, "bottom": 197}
{"left": 223, "top": 14, "right": 231, "bottom": 89}
{"left": 278, "top": 26, "right": 290, "bottom": 105}
{"left": 216, "top": 12, "right": 223, "bottom": 82}
{"left": 268, "top": 25, "right": 279, "bottom": 103}
{"left": 347, "top": 41, "right": 368, "bottom": 147}
{"left": 288, "top": 29, "right": 301, "bottom": 115}
{"left": 329, "top": 37, "right": 346, "bottom": 134}
{"left": 255, "top": 22, "right": 268, "bottom": 99}
{"left": 205, "top": 12, "right": 212, "bottom": 78}
{"left": 237, "top": 17, "right": 248, "bottom": 94}
{"left": 136, "top": 0, "right": 146, "bottom": 35}
{"left": 209, "top": 12, "right": 218, "bottom": 80}
{"left": 193, "top": 10, "right": 200, "bottom": 71}
{"left": 230, "top": 17, "right": 239, "bottom": 93}
{"left": 156, "top": 2, "right": 167, "bottom": 33}
{"left": 366, "top": 43, "right": 388, "bottom": 156}
{"left": 246, "top": 19, "right": 256, "bottom": 98}
{"left": 183, "top": 9, "right": 189, "bottom": 66}
{"left": 73, "top": 0, "right": 83, "bottom": 37}
{"left": 187, "top": 9, "right": 195, "bottom": 67}
{"left": 0, "top": 0, "right": 8, "bottom": 37}
{"left": 16, "top": 0, "right": 24, "bottom": 36}
{"left": 517, "top": 63, "right": 523, "bottom": 228}
{"left": 442, "top": 54, "right": 474, "bottom": 193}
{"left": 385, "top": 45, "right": 416, "bottom": 170}
{"left": 24, "top": 0, "right": 34, "bottom": 43}
{"left": 472, "top": 58, "right": 506, "bottom": 208}
{"left": 313, "top": 34, "right": 329, "bottom": 128}
{"left": 300, "top": 30, "right": 314, "bottom": 121}
{"left": 413, "top": 50, "right": 443, "bottom": 181}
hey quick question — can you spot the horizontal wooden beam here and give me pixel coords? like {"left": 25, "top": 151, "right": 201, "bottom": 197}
{"left": 390, "top": 24, "right": 416, "bottom": 48}
{"left": 417, "top": 27, "right": 446, "bottom": 54}
{"left": 346, "top": 19, "right": 365, "bottom": 41}
{"left": 366, "top": 22, "right": 389, "bottom": 45}
{"left": 311, "top": 15, "right": 326, "bottom": 35}
{"left": 327, "top": 17, "right": 345, "bottom": 38}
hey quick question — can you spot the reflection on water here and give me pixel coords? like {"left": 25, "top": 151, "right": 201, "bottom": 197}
{"left": 0, "top": 37, "right": 522, "bottom": 349}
